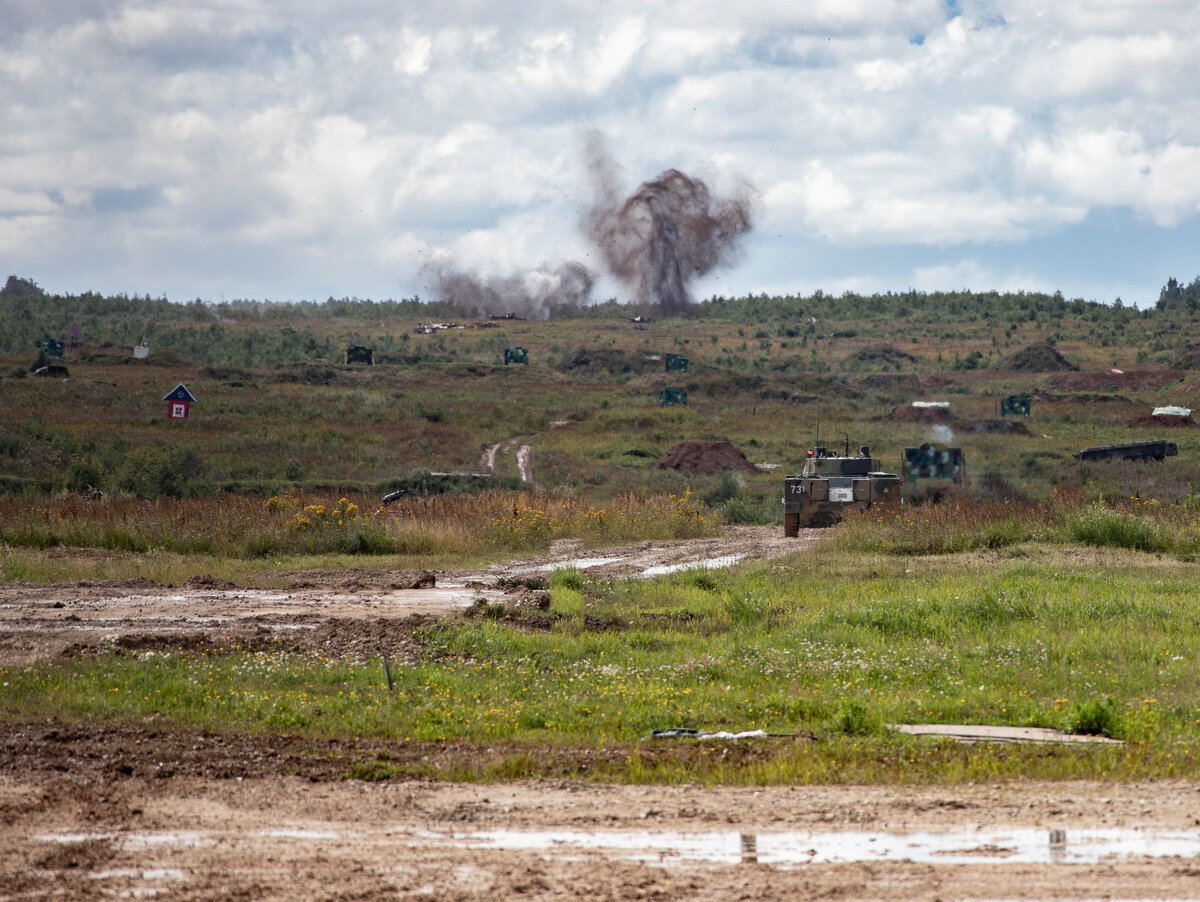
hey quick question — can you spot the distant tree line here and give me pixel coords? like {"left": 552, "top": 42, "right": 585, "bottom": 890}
{"left": 1156, "top": 276, "right": 1200, "bottom": 313}
{"left": 4, "top": 273, "right": 1196, "bottom": 366}
{"left": 697, "top": 288, "right": 1141, "bottom": 325}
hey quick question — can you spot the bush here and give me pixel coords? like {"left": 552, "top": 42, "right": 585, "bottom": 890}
{"left": 830, "top": 699, "right": 880, "bottom": 736}
{"left": 1067, "top": 504, "right": 1162, "bottom": 552}
{"left": 1067, "top": 697, "right": 1121, "bottom": 738}
{"left": 117, "top": 446, "right": 210, "bottom": 499}
{"left": 719, "top": 493, "right": 780, "bottom": 525}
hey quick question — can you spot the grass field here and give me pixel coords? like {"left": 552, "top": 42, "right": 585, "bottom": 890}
{"left": 5, "top": 290, "right": 1200, "bottom": 785}
{"left": 4, "top": 533, "right": 1200, "bottom": 783}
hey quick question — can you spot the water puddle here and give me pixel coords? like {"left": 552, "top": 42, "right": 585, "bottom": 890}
{"left": 38, "top": 825, "right": 1200, "bottom": 869}
{"left": 256, "top": 828, "right": 342, "bottom": 840}
{"left": 443, "top": 826, "right": 1200, "bottom": 866}
{"left": 381, "top": 586, "right": 497, "bottom": 608}
{"left": 37, "top": 831, "right": 211, "bottom": 849}
{"left": 90, "top": 868, "right": 187, "bottom": 881}
{"left": 641, "top": 554, "right": 746, "bottom": 577}
{"left": 536, "top": 557, "right": 626, "bottom": 572}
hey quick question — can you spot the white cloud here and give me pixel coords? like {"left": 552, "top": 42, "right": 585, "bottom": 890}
{"left": 1022, "top": 130, "right": 1200, "bottom": 226}
{"left": 1, "top": 0, "right": 1199, "bottom": 304}
{"left": 910, "top": 259, "right": 1055, "bottom": 293}
{"left": 393, "top": 28, "right": 432, "bottom": 76}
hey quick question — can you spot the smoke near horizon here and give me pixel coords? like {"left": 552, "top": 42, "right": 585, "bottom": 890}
{"left": 583, "top": 133, "right": 754, "bottom": 315}
{"left": 433, "top": 134, "right": 755, "bottom": 319}
{"left": 432, "top": 261, "right": 594, "bottom": 319}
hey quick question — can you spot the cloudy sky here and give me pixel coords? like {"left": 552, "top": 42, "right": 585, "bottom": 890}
{"left": 3, "top": 0, "right": 1200, "bottom": 308}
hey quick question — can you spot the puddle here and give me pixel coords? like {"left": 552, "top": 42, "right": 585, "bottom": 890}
{"left": 90, "top": 868, "right": 187, "bottom": 881}
{"left": 257, "top": 828, "right": 343, "bottom": 840}
{"left": 443, "top": 826, "right": 1200, "bottom": 866}
{"left": 39, "top": 825, "right": 1200, "bottom": 869}
{"left": 382, "top": 587, "right": 496, "bottom": 607}
{"left": 641, "top": 554, "right": 746, "bottom": 577}
{"left": 37, "top": 831, "right": 211, "bottom": 849}
{"left": 536, "top": 557, "right": 626, "bottom": 572}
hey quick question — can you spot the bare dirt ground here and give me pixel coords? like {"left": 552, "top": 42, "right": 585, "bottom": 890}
{"left": 4, "top": 739, "right": 1200, "bottom": 901}
{"left": 0, "top": 526, "right": 808, "bottom": 666}
{"left": 4, "top": 528, "right": 1200, "bottom": 899}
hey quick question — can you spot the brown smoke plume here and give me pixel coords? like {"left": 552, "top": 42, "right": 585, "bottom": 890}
{"left": 433, "top": 261, "right": 594, "bottom": 320}
{"left": 430, "top": 134, "right": 753, "bottom": 318}
{"left": 583, "top": 133, "right": 753, "bottom": 315}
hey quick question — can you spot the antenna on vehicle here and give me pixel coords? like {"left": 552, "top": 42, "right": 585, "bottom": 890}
{"left": 844, "top": 434, "right": 849, "bottom": 457}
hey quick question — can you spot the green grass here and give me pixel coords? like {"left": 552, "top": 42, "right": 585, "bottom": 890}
{"left": 5, "top": 546, "right": 1200, "bottom": 783}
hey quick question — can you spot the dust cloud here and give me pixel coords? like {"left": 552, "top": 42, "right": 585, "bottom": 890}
{"left": 433, "top": 262, "right": 594, "bottom": 320}
{"left": 583, "top": 133, "right": 754, "bottom": 315}
{"left": 431, "top": 134, "right": 754, "bottom": 319}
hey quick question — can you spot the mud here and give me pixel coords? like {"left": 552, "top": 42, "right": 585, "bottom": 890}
{"left": 0, "top": 526, "right": 807, "bottom": 666}
{"left": 5, "top": 527, "right": 1198, "bottom": 899}
{"left": 4, "top": 741, "right": 1200, "bottom": 901}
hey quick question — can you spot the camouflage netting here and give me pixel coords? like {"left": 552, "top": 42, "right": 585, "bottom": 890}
{"left": 1001, "top": 343, "right": 1079, "bottom": 372}
{"left": 656, "top": 441, "right": 760, "bottom": 475}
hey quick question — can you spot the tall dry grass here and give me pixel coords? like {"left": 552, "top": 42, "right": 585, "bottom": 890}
{"left": 0, "top": 489, "right": 720, "bottom": 561}
{"left": 838, "top": 486, "right": 1200, "bottom": 556}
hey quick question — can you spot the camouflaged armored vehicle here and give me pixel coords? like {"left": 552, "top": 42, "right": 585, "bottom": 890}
{"left": 783, "top": 442, "right": 901, "bottom": 535}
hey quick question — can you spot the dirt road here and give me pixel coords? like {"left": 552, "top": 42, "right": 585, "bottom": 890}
{"left": 0, "top": 526, "right": 809, "bottom": 666}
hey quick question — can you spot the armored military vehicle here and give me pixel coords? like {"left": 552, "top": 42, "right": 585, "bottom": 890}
{"left": 783, "top": 441, "right": 901, "bottom": 535}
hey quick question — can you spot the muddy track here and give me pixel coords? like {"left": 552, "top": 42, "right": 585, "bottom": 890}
{"left": 4, "top": 727, "right": 1199, "bottom": 902}
{"left": 479, "top": 434, "right": 540, "bottom": 488}
{"left": 4, "top": 526, "right": 1199, "bottom": 899}
{"left": 0, "top": 526, "right": 814, "bottom": 666}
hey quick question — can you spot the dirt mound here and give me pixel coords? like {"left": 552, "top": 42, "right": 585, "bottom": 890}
{"left": 1127, "top": 413, "right": 1196, "bottom": 428}
{"left": 1032, "top": 391, "right": 1129, "bottom": 403}
{"left": 1174, "top": 376, "right": 1200, "bottom": 394}
{"left": 184, "top": 574, "right": 237, "bottom": 589}
{"left": 304, "top": 615, "right": 437, "bottom": 662}
{"left": 890, "top": 404, "right": 953, "bottom": 424}
{"left": 1002, "top": 343, "right": 1078, "bottom": 372}
{"left": 390, "top": 570, "right": 436, "bottom": 589}
{"left": 960, "top": 418, "right": 1032, "bottom": 435}
{"left": 656, "top": 441, "right": 760, "bottom": 475}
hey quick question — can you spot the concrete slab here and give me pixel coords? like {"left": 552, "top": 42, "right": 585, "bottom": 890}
{"left": 889, "top": 723, "right": 1124, "bottom": 745}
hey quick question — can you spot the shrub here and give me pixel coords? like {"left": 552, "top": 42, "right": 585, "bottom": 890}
{"left": 830, "top": 699, "right": 880, "bottom": 736}
{"left": 1067, "top": 697, "right": 1121, "bottom": 738}
{"left": 1066, "top": 503, "right": 1162, "bottom": 552}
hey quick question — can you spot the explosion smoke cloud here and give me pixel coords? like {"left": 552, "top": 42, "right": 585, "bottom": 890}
{"left": 432, "top": 134, "right": 754, "bottom": 318}
{"left": 583, "top": 133, "right": 754, "bottom": 315}
{"left": 433, "top": 261, "right": 594, "bottom": 320}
